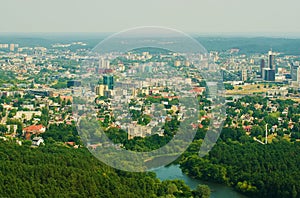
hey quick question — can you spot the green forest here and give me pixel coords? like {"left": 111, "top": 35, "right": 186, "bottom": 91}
{"left": 0, "top": 140, "right": 211, "bottom": 198}
{"left": 2, "top": 89, "right": 300, "bottom": 197}
{"left": 179, "top": 134, "right": 300, "bottom": 198}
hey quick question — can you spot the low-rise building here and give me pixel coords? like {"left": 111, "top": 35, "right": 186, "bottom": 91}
{"left": 127, "top": 124, "right": 152, "bottom": 140}
{"left": 23, "top": 124, "right": 46, "bottom": 140}
{"left": 32, "top": 137, "right": 44, "bottom": 147}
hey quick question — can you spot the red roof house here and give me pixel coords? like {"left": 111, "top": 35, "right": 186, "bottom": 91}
{"left": 23, "top": 124, "right": 46, "bottom": 140}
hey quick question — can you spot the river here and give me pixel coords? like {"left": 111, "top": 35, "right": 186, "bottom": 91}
{"left": 152, "top": 165, "right": 247, "bottom": 198}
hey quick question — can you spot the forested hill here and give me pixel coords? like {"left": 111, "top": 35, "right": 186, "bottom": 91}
{"left": 0, "top": 140, "right": 198, "bottom": 198}
{"left": 1, "top": 33, "right": 300, "bottom": 55}
{"left": 197, "top": 37, "right": 300, "bottom": 55}
{"left": 179, "top": 138, "right": 300, "bottom": 198}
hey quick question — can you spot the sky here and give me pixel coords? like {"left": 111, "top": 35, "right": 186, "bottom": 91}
{"left": 1, "top": 0, "right": 300, "bottom": 36}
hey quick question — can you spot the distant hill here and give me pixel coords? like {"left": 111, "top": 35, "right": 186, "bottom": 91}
{"left": 1, "top": 33, "right": 299, "bottom": 55}
{"left": 196, "top": 37, "right": 300, "bottom": 55}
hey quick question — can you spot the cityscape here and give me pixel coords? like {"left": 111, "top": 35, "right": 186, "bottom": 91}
{"left": 1, "top": 0, "right": 300, "bottom": 197}
{"left": 0, "top": 34, "right": 300, "bottom": 197}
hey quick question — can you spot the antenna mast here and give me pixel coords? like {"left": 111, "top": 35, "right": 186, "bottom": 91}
{"left": 265, "top": 124, "right": 268, "bottom": 144}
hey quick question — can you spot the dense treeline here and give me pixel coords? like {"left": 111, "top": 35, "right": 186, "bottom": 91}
{"left": 41, "top": 123, "right": 82, "bottom": 145}
{"left": 0, "top": 140, "right": 212, "bottom": 197}
{"left": 180, "top": 139, "right": 300, "bottom": 198}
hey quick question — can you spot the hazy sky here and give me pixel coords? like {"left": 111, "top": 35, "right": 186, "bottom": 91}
{"left": 1, "top": 0, "right": 300, "bottom": 34}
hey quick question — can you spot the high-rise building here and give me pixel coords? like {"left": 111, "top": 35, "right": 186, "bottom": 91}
{"left": 262, "top": 51, "right": 276, "bottom": 81}
{"left": 103, "top": 75, "right": 114, "bottom": 89}
{"left": 105, "top": 60, "right": 110, "bottom": 69}
{"left": 242, "top": 69, "right": 247, "bottom": 81}
{"left": 291, "top": 63, "right": 299, "bottom": 81}
{"left": 184, "top": 60, "right": 190, "bottom": 67}
{"left": 10, "top": 44, "right": 15, "bottom": 51}
{"left": 99, "top": 58, "right": 110, "bottom": 69}
{"left": 95, "top": 85, "right": 108, "bottom": 96}
{"left": 268, "top": 50, "right": 275, "bottom": 70}
{"left": 297, "top": 67, "right": 300, "bottom": 83}
{"left": 263, "top": 68, "right": 275, "bottom": 81}
{"left": 260, "top": 59, "right": 265, "bottom": 78}
{"left": 99, "top": 58, "right": 104, "bottom": 69}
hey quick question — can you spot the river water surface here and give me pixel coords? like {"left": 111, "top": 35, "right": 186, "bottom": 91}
{"left": 152, "top": 165, "right": 247, "bottom": 198}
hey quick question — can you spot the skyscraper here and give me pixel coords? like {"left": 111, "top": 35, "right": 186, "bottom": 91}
{"left": 264, "top": 68, "right": 275, "bottom": 81}
{"left": 103, "top": 75, "right": 114, "bottom": 89}
{"left": 291, "top": 62, "right": 299, "bottom": 81}
{"left": 268, "top": 50, "right": 275, "bottom": 70}
{"left": 260, "top": 59, "right": 265, "bottom": 78}
{"left": 263, "top": 50, "right": 275, "bottom": 81}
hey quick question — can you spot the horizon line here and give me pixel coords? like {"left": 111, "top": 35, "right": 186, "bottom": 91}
{"left": 1, "top": 32, "right": 300, "bottom": 39}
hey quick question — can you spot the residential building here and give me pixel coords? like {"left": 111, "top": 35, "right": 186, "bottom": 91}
{"left": 127, "top": 124, "right": 152, "bottom": 140}
{"left": 32, "top": 137, "right": 44, "bottom": 147}
{"left": 23, "top": 124, "right": 46, "bottom": 140}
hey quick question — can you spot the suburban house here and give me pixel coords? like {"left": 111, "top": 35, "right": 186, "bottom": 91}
{"left": 23, "top": 124, "right": 46, "bottom": 140}
{"left": 31, "top": 137, "right": 44, "bottom": 147}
